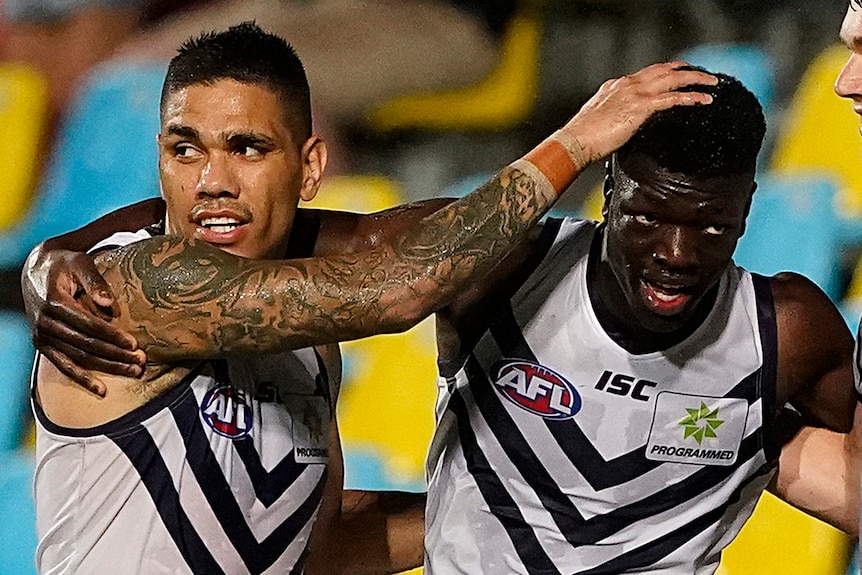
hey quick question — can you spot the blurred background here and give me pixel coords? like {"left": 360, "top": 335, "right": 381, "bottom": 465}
{"left": 0, "top": 0, "right": 861, "bottom": 573}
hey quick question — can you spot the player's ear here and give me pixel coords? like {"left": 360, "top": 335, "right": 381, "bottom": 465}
{"left": 299, "top": 135, "right": 327, "bottom": 202}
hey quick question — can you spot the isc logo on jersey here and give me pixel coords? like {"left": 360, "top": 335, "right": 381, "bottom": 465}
{"left": 491, "top": 360, "right": 581, "bottom": 419}
{"left": 200, "top": 384, "right": 253, "bottom": 439}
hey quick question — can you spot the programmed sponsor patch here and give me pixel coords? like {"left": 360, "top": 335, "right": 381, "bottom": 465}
{"left": 645, "top": 392, "right": 748, "bottom": 466}
{"left": 283, "top": 395, "right": 330, "bottom": 464}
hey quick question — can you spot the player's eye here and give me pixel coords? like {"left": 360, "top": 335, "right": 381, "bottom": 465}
{"left": 704, "top": 224, "right": 727, "bottom": 236}
{"left": 634, "top": 214, "right": 656, "bottom": 226}
{"left": 175, "top": 144, "right": 202, "bottom": 159}
{"left": 242, "top": 146, "right": 263, "bottom": 158}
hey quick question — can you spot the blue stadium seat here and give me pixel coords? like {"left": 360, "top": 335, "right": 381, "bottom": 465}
{"left": 0, "top": 311, "right": 35, "bottom": 452}
{"left": 0, "top": 450, "right": 37, "bottom": 575}
{"left": 0, "top": 60, "right": 166, "bottom": 268}
{"left": 733, "top": 172, "right": 843, "bottom": 301}
{"left": 676, "top": 43, "right": 775, "bottom": 116}
{"left": 847, "top": 547, "right": 860, "bottom": 575}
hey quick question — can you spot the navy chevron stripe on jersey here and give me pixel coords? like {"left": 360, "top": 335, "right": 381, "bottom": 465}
{"left": 108, "top": 378, "right": 326, "bottom": 575}
{"left": 751, "top": 273, "right": 780, "bottom": 462}
{"left": 462, "top": 356, "right": 770, "bottom": 547}
{"left": 449, "top": 389, "right": 560, "bottom": 575}
{"left": 490, "top": 305, "right": 536, "bottom": 360}
{"left": 233, "top": 439, "right": 308, "bottom": 507}
{"left": 578, "top": 468, "right": 774, "bottom": 575}
{"left": 425, "top": 219, "right": 780, "bottom": 574}
{"left": 486, "top": 303, "right": 769, "bottom": 490}
{"left": 171, "top": 388, "right": 326, "bottom": 573}
{"left": 109, "top": 424, "right": 227, "bottom": 575}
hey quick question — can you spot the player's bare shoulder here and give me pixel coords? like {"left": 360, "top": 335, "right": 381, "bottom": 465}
{"left": 769, "top": 271, "right": 851, "bottom": 350}
{"left": 769, "top": 271, "right": 854, "bottom": 426}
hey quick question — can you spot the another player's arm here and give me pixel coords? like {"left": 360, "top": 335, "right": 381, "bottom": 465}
{"left": 772, "top": 272, "right": 856, "bottom": 432}
{"left": 22, "top": 198, "right": 167, "bottom": 391}
{"left": 768, "top": 404, "right": 861, "bottom": 536}
{"left": 99, "top": 152, "right": 572, "bottom": 362}
{"left": 29, "top": 62, "right": 719, "bottom": 379}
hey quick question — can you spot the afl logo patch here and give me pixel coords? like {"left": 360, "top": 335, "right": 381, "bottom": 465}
{"left": 200, "top": 384, "right": 253, "bottom": 439}
{"left": 491, "top": 360, "right": 581, "bottom": 419}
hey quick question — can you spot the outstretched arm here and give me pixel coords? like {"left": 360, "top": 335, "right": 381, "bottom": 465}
{"left": 96, "top": 63, "right": 717, "bottom": 364}
{"left": 27, "top": 62, "right": 717, "bottom": 386}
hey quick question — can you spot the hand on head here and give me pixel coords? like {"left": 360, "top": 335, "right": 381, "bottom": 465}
{"left": 555, "top": 62, "right": 717, "bottom": 170}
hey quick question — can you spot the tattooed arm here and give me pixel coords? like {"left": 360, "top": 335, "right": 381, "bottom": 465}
{"left": 95, "top": 64, "right": 716, "bottom": 363}
{"left": 97, "top": 165, "right": 557, "bottom": 362}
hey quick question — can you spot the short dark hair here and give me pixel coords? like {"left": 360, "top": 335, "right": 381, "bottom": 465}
{"left": 616, "top": 70, "right": 766, "bottom": 178}
{"left": 161, "top": 21, "right": 312, "bottom": 146}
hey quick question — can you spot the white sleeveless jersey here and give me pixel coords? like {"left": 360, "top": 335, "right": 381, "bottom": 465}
{"left": 33, "top": 228, "right": 332, "bottom": 575}
{"left": 426, "top": 218, "right": 779, "bottom": 575}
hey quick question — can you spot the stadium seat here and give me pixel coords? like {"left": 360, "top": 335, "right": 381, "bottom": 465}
{"left": 770, "top": 45, "right": 862, "bottom": 220}
{"left": 0, "top": 449, "right": 37, "bottom": 575}
{"left": 676, "top": 43, "right": 775, "bottom": 116}
{"left": 717, "top": 491, "right": 853, "bottom": 575}
{"left": 304, "top": 174, "right": 433, "bottom": 493}
{"left": 365, "top": 1, "right": 543, "bottom": 132}
{"left": 337, "top": 319, "right": 438, "bottom": 492}
{"left": 733, "top": 172, "right": 843, "bottom": 301}
{"left": 0, "top": 60, "right": 166, "bottom": 268}
{"left": 304, "top": 174, "right": 406, "bottom": 213}
{"left": 846, "top": 547, "right": 860, "bottom": 575}
{"left": 0, "top": 311, "right": 35, "bottom": 453}
{"left": 0, "top": 64, "right": 48, "bottom": 232}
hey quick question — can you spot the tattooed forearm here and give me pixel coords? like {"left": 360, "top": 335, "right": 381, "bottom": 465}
{"left": 96, "top": 159, "right": 565, "bottom": 362}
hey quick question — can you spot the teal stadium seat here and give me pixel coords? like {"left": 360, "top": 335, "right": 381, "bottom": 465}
{"left": 847, "top": 548, "right": 860, "bottom": 575}
{"left": 0, "top": 60, "right": 166, "bottom": 268}
{"left": 0, "top": 450, "right": 37, "bottom": 575}
{"left": 0, "top": 311, "right": 34, "bottom": 452}
{"left": 733, "top": 172, "right": 843, "bottom": 301}
{"left": 676, "top": 43, "right": 775, "bottom": 116}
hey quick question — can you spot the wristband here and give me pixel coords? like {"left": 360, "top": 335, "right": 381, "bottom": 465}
{"left": 549, "top": 129, "right": 590, "bottom": 171}
{"left": 521, "top": 135, "right": 585, "bottom": 197}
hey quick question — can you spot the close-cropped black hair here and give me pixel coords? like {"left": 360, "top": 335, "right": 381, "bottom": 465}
{"left": 616, "top": 69, "right": 766, "bottom": 178}
{"left": 161, "top": 21, "right": 312, "bottom": 146}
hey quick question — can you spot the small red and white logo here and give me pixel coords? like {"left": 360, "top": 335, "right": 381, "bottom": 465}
{"left": 200, "top": 384, "right": 253, "bottom": 438}
{"left": 491, "top": 360, "right": 581, "bottom": 419}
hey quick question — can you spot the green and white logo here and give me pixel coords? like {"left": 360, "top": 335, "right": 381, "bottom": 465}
{"left": 646, "top": 393, "right": 746, "bottom": 467}
{"left": 679, "top": 402, "right": 724, "bottom": 444}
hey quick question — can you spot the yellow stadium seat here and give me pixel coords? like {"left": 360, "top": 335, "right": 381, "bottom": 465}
{"left": 770, "top": 45, "right": 862, "bottom": 215}
{"left": 717, "top": 491, "right": 853, "bottom": 574}
{"left": 366, "top": 2, "right": 542, "bottom": 132}
{"left": 304, "top": 174, "right": 406, "bottom": 213}
{"left": 0, "top": 64, "right": 48, "bottom": 230}
{"left": 305, "top": 175, "right": 428, "bottom": 575}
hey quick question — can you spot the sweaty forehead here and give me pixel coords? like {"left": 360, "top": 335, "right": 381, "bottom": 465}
{"left": 161, "top": 81, "right": 294, "bottom": 140}
{"left": 611, "top": 154, "right": 754, "bottom": 203}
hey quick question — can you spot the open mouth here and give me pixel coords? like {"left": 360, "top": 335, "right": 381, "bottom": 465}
{"left": 640, "top": 279, "right": 692, "bottom": 316}
{"left": 199, "top": 216, "right": 243, "bottom": 234}
{"left": 190, "top": 210, "right": 251, "bottom": 245}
